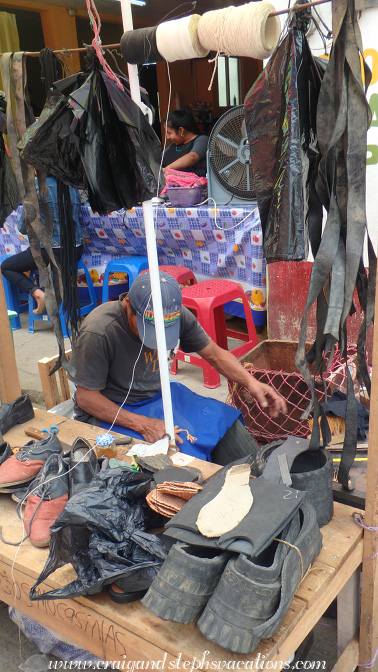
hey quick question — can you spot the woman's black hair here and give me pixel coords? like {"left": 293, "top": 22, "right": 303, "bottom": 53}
{"left": 166, "top": 107, "right": 201, "bottom": 135}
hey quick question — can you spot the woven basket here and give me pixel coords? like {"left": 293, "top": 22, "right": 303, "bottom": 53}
{"left": 227, "top": 341, "right": 349, "bottom": 443}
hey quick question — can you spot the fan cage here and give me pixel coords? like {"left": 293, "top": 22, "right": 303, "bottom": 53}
{"left": 208, "top": 105, "right": 256, "bottom": 200}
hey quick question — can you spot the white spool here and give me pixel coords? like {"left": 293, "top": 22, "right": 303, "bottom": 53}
{"left": 156, "top": 14, "right": 209, "bottom": 62}
{"left": 197, "top": 1, "right": 281, "bottom": 60}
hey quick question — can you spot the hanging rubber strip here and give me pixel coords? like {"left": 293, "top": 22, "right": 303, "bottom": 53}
{"left": 296, "top": 0, "right": 372, "bottom": 489}
{"left": 2, "top": 51, "right": 74, "bottom": 377}
{"left": 0, "top": 53, "right": 25, "bottom": 199}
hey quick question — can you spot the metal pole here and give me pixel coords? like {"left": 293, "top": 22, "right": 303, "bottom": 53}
{"left": 119, "top": 0, "right": 176, "bottom": 444}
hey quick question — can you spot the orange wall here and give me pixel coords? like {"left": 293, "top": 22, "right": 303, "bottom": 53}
{"left": 0, "top": 0, "right": 80, "bottom": 71}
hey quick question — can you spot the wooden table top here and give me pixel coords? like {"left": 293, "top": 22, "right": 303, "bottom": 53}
{"left": 0, "top": 410, "right": 364, "bottom": 668}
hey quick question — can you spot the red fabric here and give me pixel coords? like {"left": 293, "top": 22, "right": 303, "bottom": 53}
{"left": 161, "top": 169, "right": 207, "bottom": 195}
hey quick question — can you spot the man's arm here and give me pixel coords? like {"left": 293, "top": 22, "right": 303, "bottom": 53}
{"left": 76, "top": 387, "right": 183, "bottom": 445}
{"left": 197, "top": 341, "right": 287, "bottom": 418}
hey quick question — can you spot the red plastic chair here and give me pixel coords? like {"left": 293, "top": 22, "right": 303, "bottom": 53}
{"left": 171, "top": 279, "right": 258, "bottom": 388}
{"left": 141, "top": 265, "right": 196, "bottom": 287}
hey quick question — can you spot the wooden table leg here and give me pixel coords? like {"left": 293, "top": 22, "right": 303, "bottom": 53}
{"left": 337, "top": 567, "right": 361, "bottom": 652}
{"left": 0, "top": 272, "right": 21, "bottom": 403}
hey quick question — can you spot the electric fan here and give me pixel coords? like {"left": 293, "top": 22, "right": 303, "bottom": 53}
{"left": 207, "top": 105, "right": 257, "bottom": 205}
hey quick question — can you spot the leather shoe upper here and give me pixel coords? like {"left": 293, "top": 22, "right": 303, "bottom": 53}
{"left": 0, "top": 394, "right": 34, "bottom": 434}
{"left": 69, "top": 437, "right": 100, "bottom": 497}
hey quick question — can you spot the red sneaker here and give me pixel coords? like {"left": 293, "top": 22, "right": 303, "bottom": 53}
{"left": 0, "top": 434, "right": 62, "bottom": 487}
{"left": 23, "top": 454, "right": 69, "bottom": 547}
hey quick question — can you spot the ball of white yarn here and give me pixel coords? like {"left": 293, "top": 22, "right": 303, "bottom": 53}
{"left": 156, "top": 14, "right": 209, "bottom": 62}
{"left": 197, "top": 1, "right": 281, "bottom": 60}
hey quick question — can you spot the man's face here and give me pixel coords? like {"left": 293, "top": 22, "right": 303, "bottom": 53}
{"left": 124, "top": 296, "right": 140, "bottom": 339}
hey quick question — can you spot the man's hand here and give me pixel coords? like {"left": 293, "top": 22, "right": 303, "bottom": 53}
{"left": 246, "top": 379, "right": 287, "bottom": 418}
{"left": 138, "top": 416, "right": 184, "bottom": 446}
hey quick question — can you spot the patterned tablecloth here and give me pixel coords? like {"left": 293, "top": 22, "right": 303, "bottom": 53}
{"left": 0, "top": 204, "right": 267, "bottom": 319}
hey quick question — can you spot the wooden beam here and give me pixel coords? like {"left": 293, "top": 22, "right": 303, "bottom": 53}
{"left": 0, "top": 273, "right": 21, "bottom": 403}
{"left": 359, "top": 254, "right": 378, "bottom": 670}
{"left": 332, "top": 638, "right": 359, "bottom": 672}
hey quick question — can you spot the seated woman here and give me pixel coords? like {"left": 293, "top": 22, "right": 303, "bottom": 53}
{"left": 162, "top": 108, "right": 208, "bottom": 177}
{"left": 1, "top": 176, "right": 83, "bottom": 315}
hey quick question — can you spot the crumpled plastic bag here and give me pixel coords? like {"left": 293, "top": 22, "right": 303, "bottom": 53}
{"left": 30, "top": 468, "right": 167, "bottom": 601}
{"left": 244, "top": 24, "right": 325, "bottom": 263}
{"left": 21, "top": 55, "right": 163, "bottom": 214}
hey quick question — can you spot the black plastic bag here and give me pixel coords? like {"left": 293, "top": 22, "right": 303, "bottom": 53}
{"left": 30, "top": 468, "right": 167, "bottom": 601}
{"left": 21, "top": 56, "right": 163, "bottom": 214}
{"left": 244, "top": 25, "right": 324, "bottom": 263}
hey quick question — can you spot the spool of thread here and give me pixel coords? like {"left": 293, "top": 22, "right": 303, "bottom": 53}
{"left": 197, "top": 1, "right": 281, "bottom": 60}
{"left": 120, "top": 26, "right": 163, "bottom": 65}
{"left": 156, "top": 15, "right": 209, "bottom": 63}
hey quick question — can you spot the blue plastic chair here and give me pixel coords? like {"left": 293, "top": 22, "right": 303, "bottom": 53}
{"left": 0, "top": 254, "right": 29, "bottom": 330}
{"left": 101, "top": 256, "right": 149, "bottom": 303}
{"left": 28, "top": 259, "right": 98, "bottom": 336}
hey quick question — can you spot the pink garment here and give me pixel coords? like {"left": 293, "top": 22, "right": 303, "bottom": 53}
{"left": 160, "top": 169, "right": 207, "bottom": 195}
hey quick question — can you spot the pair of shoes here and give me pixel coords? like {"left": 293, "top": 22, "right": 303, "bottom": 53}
{"left": 32, "top": 295, "right": 46, "bottom": 315}
{"left": 197, "top": 500, "right": 323, "bottom": 653}
{"left": 23, "top": 454, "right": 69, "bottom": 547}
{"left": 142, "top": 501, "right": 322, "bottom": 654}
{"left": 0, "top": 394, "right": 34, "bottom": 434}
{"left": 0, "top": 433, "right": 63, "bottom": 487}
{"left": 11, "top": 437, "right": 100, "bottom": 502}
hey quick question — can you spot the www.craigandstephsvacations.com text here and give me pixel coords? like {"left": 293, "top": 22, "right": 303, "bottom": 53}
{"left": 48, "top": 652, "right": 327, "bottom": 671}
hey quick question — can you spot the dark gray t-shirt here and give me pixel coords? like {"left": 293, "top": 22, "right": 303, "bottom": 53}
{"left": 162, "top": 135, "right": 208, "bottom": 177}
{"left": 70, "top": 296, "right": 211, "bottom": 422}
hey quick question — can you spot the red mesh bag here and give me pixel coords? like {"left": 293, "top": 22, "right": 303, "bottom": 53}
{"left": 227, "top": 340, "right": 354, "bottom": 443}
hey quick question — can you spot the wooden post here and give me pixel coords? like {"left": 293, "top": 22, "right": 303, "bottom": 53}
{"left": 359, "top": 269, "right": 378, "bottom": 670}
{"left": 0, "top": 272, "right": 21, "bottom": 403}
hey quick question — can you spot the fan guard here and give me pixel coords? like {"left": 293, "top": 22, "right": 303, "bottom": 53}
{"left": 208, "top": 105, "right": 256, "bottom": 201}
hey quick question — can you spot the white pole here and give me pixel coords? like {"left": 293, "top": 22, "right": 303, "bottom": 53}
{"left": 119, "top": 0, "right": 176, "bottom": 445}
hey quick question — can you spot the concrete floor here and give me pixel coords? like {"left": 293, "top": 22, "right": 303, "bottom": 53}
{"left": 0, "top": 313, "right": 338, "bottom": 671}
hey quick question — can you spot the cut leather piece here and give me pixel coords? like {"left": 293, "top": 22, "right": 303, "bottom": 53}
{"left": 261, "top": 437, "right": 310, "bottom": 484}
{"left": 146, "top": 482, "right": 202, "bottom": 519}
{"left": 134, "top": 454, "right": 173, "bottom": 473}
{"left": 197, "top": 500, "right": 322, "bottom": 654}
{"left": 165, "top": 468, "right": 305, "bottom": 557}
{"left": 196, "top": 464, "right": 253, "bottom": 538}
{"left": 153, "top": 465, "right": 203, "bottom": 485}
{"left": 142, "top": 543, "right": 230, "bottom": 624}
{"left": 157, "top": 481, "right": 202, "bottom": 500}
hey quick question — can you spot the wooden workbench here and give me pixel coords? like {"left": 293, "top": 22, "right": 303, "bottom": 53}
{"left": 0, "top": 410, "right": 363, "bottom": 670}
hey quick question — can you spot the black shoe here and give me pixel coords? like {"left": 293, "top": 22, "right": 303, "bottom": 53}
{"left": 0, "top": 441, "right": 13, "bottom": 466}
{"left": 69, "top": 437, "right": 100, "bottom": 497}
{"left": 0, "top": 394, "right": 34, "bottom": 434}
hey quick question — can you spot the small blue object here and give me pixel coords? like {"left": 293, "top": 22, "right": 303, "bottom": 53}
{"left": 95, "top": 433, "right": 114, "bottom": 446}
{"left": 41, "top": 425, "right": 59, "bottom": 436}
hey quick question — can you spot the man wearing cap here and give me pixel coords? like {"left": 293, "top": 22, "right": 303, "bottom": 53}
{"left": 70, "top": 272, "right": 286, "bottom": 464}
